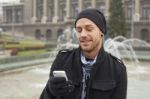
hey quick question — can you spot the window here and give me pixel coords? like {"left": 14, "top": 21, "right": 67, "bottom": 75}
{"left": 35, "top": 29, "right": 41, "bottom": 40}
{"left": 96, "top": 2, "right": 105, "bottom": 14}
{"left": 127, "top": 7, "right": 132, "bottom": 20}
{"left": 83, "top": 0, "right": 91, "bottom": 10}
{"left": 140, "top": 0, "right": 150, "bottom": 20}
{"left": 72, "top": 4, "right": 78, "bottom": 18}
{"left": 57, "top": 29, "right": 63, "bottom": 37}
{"left": 47, "top": 0, "right": 54, "bottom": 22}
{"left": 99, "top": 4, "right": 105, "bottom": 14}
{"left": 70, "top": 0, "right": 78, "bottom": 19}
{"left": 36, "top": 0, "right": 43, "bottom": 21}
{"left": 141, "top": 29, "right": 149, "bottom": 41}
{"left": 141, "top": 7, "right": 150, "bottom": 20}
{"left": 46, "top": 29, "right": 52, "bottom": 41}
{"left": 15, "top": 7, "right": 23, "bottom": 23}
{"left": 6, "top": 9, "right": 13, "bottom": 23}
{"left": 59, "top": 5, "right": 66, "bottom": 21}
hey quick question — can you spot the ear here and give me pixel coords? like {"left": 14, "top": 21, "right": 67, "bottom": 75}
{"left": 99, "top": 31, "right": 104, "bottom": 37}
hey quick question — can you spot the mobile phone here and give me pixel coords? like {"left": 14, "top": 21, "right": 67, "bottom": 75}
{"left": 53, "top": 71, "right": 68, "bottom": 81}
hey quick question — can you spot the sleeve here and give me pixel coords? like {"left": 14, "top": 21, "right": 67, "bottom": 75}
{"left": 39, "top": 82, "right": 56, "bottom": 99}
{"left": 112, "top": 64, "right": 127, "bottom": 99}
{"left": 39, "top": 51, "right": 63, "bottom": 99}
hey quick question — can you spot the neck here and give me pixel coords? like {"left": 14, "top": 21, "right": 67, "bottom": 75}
{"left": 83, "top": 45, "right": 102, "bottom": 59}
{"left": 83, "top": 52, "right": 97, "bottom": 59}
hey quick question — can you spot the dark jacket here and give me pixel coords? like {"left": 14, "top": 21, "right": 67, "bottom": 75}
{"left": 40, "top": 47, "right": 127, "bottom": 99}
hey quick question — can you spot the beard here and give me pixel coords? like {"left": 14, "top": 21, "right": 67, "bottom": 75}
{"left": 80, "top": 40, "right": 101, "bottom": 53}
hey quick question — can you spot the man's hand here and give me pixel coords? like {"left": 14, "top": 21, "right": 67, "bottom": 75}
{"left": 48, "top": 77, "right": 74, "bottom": 96}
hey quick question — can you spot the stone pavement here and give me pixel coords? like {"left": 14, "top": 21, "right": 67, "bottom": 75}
{"left": 0, "top": 61, "right": 150, "bottom": 99}
{"left": 0, "top": 63, "right": 50, "bottom": 99}
{"left": 128, "top": 78, "right": 150, "bottom": 99}
{"left": 126, "top": 61, "right": 150, "bottom": 99}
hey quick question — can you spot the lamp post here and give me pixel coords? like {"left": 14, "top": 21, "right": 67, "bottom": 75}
{"left": 131, "top": 0, "right": 134, "bottom": 38}
{"left": 11, "top": 1, "right": 16, "bottom": 41}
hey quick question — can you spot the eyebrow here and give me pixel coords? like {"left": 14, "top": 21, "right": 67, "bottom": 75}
{"left": 76, "top": 24, "right": 94, "bottom": 28}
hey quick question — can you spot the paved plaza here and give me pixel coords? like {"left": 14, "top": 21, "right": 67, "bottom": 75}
{"left": 0, "top": 63, "right": 50, "bottom": 99}
{"left": 0, "top": 61, "right": 150, "bottom": 99}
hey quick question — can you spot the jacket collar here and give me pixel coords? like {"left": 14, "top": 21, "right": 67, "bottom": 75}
{"left": 67, "top": 47, "right": 106, "bottom": 86}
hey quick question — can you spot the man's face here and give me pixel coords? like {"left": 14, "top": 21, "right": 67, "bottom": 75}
{"left": 75, "top": 18, "right": 103, "bottom": 52}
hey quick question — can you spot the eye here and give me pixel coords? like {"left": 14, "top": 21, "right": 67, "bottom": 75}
{"left": 86, "top": 26, "right": 93, "bottom": 32}
{"left": 76, "top": 27, "right": 82, "bottom": 33}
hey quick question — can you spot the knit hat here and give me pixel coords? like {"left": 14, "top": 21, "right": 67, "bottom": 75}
{"left": 75, "top": 8, "right": 107, "bottom": 35}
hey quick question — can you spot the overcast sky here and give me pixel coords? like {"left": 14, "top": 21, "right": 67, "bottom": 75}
{"left": 0, "top": 0, "right": 19, "bottom": 11}
{"left": 0, "top": 0, "right": 19, "bottom": 3}
{"left": 0, "top": 0, "right": 20, "bottom": 15}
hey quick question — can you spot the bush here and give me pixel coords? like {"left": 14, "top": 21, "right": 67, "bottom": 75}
{"left": 11, "top": 48, "right": 18, "bottom": 56}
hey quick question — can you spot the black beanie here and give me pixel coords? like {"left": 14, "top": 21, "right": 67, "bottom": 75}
{"left": 75, "top": 8, "right": 107, "bottom": 35}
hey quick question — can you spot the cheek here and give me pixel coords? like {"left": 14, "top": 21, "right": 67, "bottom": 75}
{"left": 75, "top": 33, "right": 80, "bottom": 42}
{"left": 75, "top": 33, "right": 79, "bottom": 38}
{"left": 93, "top": 34, "right": 101, "bottom": 42}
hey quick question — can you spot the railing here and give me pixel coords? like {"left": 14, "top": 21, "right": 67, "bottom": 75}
{"left": 0, "top": 51, "right": 57, "bottom": 71}
{"left": 1, "top": 50, "right": 149, "bottom": 71}
{"left": 120, "top": 50, "right": 150, "bottom": 60}
{"left": 0, "top": 53, "right": 48, "bottom": 64}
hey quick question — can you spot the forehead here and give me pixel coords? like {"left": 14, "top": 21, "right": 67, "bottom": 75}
{"left": 76, "top": 18, "right": 96, "bottom": 27}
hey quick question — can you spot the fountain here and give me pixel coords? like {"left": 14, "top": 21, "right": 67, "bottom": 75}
{"left": 104, "top": 35, "right": 150, "bottom": 74}
{"left": 57, "top": 27, "right": 78, "bottom": 50}
{"left": 104, "top": 36, "right": 150, "bottom": 61}
{"left": 104, "top": 37, "right": 139, "bottom": 63}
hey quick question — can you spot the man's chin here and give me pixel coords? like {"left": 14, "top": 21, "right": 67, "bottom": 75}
{"left": 80, "top": 46, "right": 92, "bottom": 52}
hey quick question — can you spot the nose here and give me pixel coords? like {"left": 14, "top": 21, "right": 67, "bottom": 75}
{"left": 80, "top": 29, "right": 87, "bottom": 37}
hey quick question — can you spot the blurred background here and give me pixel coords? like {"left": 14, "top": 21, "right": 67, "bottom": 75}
{"left": 0, "top": 0, "right": 150, "bottom": 99}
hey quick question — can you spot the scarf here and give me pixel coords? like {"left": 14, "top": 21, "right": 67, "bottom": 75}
{"left": 80, "top": 53, "right": 97, "bottom": 99}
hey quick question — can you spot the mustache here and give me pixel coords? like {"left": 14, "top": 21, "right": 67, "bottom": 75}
{"left": 79, "top": 37, "right": 87, "bottom": 41}
{"left": 79, "top": 38, "right": 91, "bottom": 42}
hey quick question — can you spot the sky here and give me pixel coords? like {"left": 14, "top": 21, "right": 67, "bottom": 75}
{"left": 0, "top": 0, "right": 20, "bottom": 15}
{"left": 0, "top": 0, "right": 19, "bottom": 3}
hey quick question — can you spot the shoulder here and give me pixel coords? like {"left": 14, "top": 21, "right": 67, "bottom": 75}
{"left": 56, "top": 48, "right": 78, "bottom": 58}
{"left": 50, "top": 48, "right": 78, "bottom": 74}
{"left": 59, "top": 48, "right": 74, "bottom": 53}
{"left": 58, "top": 48, "right": 77, "bottom": 54}
{"left": 106, "top": 53, "right": 127, "bottom": 80}
{"left": 109, "top": 53, "right": 124, "bottom": 65}
{"left": 106, "top": 52, "right": 126, "bottom": 71}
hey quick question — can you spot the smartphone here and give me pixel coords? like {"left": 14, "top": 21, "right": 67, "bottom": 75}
{"left": 53, "top": 71, "right": 68, "bottom": 81}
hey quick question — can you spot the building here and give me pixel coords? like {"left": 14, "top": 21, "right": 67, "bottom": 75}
{"left": 0, "top": 0, "right": 150, "bottom": 45}
{"left": 0, "top": 3, "right": 3, "bottom": 24}
{"left": 0, "top": 2, "right": 24, "bottom": 38}
{"left": 0, "top": 13, "right": 2, "bottom": 24}
{"left": 124, "top": 0, "right": 150, "bottom": 42}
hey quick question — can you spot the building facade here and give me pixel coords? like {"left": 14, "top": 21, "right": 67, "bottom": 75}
{"left": 0, "top": 0, "right": 150, "bottom": 45}
{"left": 124, "top": 0, "right": 150, "bottom": 42}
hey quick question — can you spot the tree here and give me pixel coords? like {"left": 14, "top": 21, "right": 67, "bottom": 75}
{"left": 108, "top": 0, "right": 127, "bottom": 37}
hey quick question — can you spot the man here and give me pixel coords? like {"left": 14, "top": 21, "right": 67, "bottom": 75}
{"left": 40, "top": 8, "right": 127, "bottom": 99}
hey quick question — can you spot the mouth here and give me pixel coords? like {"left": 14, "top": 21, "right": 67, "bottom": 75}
{"left": 80, "top": 40, "right": 92, "bottom": 45}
